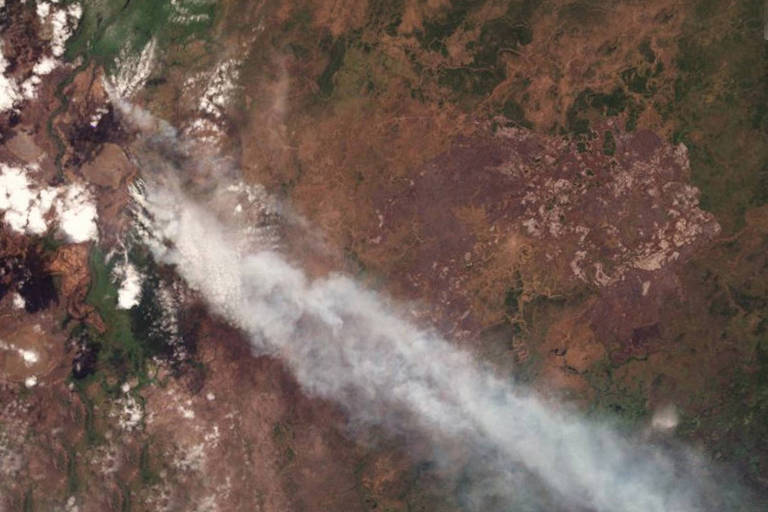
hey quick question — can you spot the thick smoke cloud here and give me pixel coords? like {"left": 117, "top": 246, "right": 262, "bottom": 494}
{"left": 130, "top": 175, "right": 756, "bottom": 512}
{"left": 117, "top": 98, "right": 754, "bottom": 511}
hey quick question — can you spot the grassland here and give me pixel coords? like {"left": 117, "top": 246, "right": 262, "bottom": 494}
{"left": 65, "top": 0, "right": 216, "bottom": 71}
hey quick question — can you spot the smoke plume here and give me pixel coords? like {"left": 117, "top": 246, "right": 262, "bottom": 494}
{"left": 122, "top": 104, "right": 753, "bottom": 511}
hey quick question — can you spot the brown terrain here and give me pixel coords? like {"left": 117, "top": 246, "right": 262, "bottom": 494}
{"left": 1, "top": 0, "right": 768, "bottom": 510}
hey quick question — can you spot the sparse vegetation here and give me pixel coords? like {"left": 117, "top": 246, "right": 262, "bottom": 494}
{"left": 416, "top": 0, "right": 481, "bottom": 54}
{"left": 272, "top": 421, "right": 296, "bottom": 468}
{"left": 504, "top": 272, "right": 524, "bottom": 315}
{"left": 317, "top": 36, "right": 347, "bottom": 98}
{"left": 366, "top": 0, "right": 405, "bottom": 36}
{"left": 557, "top": 1, "right": 608, "bottom": 25}
{"left": 432, "top": 1, "right": 541, "bottom": 97}
{"left": 602, "top": 130, "right": 616, "bottom": 156}
{"left": 666, "top": 0, "right": 768, "bottom": 232}
{"left": 139, "top": 443, "right": 158, "bottom": 484}
{"left": 566, "top": 87, "right": 629, "bottom": 138}
{"left": 67, "top": 448, "right": 79, "bottom": 494}
{"left": 501, "top": 98, "right": 533, "bottom": 128}
{"left": 638, "top": 39, "right": 656, "bottom": 63}
{"left": 583, "top": 358, "right": 649, "bottom": 426}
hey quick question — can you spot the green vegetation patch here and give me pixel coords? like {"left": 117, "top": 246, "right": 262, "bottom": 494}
{"left": 65, "top": 0, "right": 217, "bottom": 71}
{"left": 86, "top": 246, "right": 147, "bottom": 377}
{"left": 82, "top": 245, "right": 188, "bottom": 382}
{"left": 129, "top": 258, "right": 184, "bottom": 362}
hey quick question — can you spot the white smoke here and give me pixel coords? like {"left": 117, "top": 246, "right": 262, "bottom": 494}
{"left": 107, "top": 97, "right": 755, "bottom": 510}
{"left": 126, "top": 172, "right": 755, "bottom": 512}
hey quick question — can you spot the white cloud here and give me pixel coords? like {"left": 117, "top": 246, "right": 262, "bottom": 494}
{"left": 108, "top": 38, "right": 157, "bottom": 99}
{"left": 33, "top": 56, "right": 59, "bottom": 75}
{"left": 651, "top": 404, "right": 679, "bottom": 432}
{"left": 198, "top": 59, "right": 240, "bottom": 119}
{"left": 19, "top": 349, "right": 39, "bottom": 366}
{"left": 36, "top": 2, "right": 82, "bottom": 57}
{"left": 0, "top": 164, "right": 56, "bottom": 235}
{"left": 169, "top": 0, "right": 214, "bottom": 25}
{"left": 55, "top": 183, "right": 99, "bottom": 243}
{"left": 2, "top": 2, "right": 77, "bottom": 106}
{"left": 12, "top": 293, "right": 25, "bottom": 310}
{"left": 111, "top": 393, "right": 143, "bottom": 431}
{"left": 0, "top": 42, "right": 21, "bottom": 113}
{"left": 0, "top": 338, "right": 39, "bottom": 367}
{"left": 36, "top": 2, "right": 51, "bottom": 20}
{"left": 47, "top": 3, "right": 82, "bottom": 57}
{"left": 115, "top": 261, "right": 143, "bottom": 309}
{"left": 0, "top": 163, "right": 98, "bottom": 242}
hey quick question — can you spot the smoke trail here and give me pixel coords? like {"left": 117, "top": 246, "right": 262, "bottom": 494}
{"left": 118, "top": 102, "right": 753, "bottom": 511}
{"left": 128, "top": 175, "right": 754, "bottom": 512}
